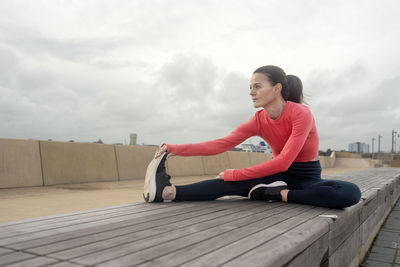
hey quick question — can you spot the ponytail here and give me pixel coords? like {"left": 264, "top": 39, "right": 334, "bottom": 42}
{"left": 285, "top": 74, "right": 304, "bottom": 104}
{"left": 253, "top": 65, "right": 304, "bottom": 104}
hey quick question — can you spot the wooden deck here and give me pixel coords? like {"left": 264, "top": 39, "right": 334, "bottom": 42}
{"left": 1, "top": 168, "right": 400, "bottom": 267}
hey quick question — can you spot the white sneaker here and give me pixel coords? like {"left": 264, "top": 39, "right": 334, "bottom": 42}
{"left": 143, "top": 152, "right": 172, "bottom": 202}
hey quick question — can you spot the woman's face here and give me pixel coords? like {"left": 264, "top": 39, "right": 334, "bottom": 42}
{"left": 249, "top": 73, "right": 281, "bottom": 109}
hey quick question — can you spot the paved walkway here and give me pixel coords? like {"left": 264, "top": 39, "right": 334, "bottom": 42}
{"left": 363, "top": 197, "right": 400, "bottom": 266}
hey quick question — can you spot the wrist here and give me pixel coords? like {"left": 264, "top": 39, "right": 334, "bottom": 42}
{"left": 161, "top": 143, "right": 169, "bottom": 152}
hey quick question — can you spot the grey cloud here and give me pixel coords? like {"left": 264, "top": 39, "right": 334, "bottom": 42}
{"left": 306, "top": 63, "right": 400, "bottom": 151}
{"left": 1, "top": 0, "right": 399, "bottom": 151}
{"left": 134, "top": 55, "right": 259, "bottom": 145}
{"left": 158, "top": 54, "right": 218, "bottom": 102}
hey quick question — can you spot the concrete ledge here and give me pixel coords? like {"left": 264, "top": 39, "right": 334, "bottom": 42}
{"left": 115, "top": 145, "right": 157, "bottom": 180}
{"left": 201, "top": 152, "right": 231, "bottom": 175}
{"left": 318, "top": 156, "right": 328, "bottom": 168}
{"left": 335, "top": 152, "right": 362, "bottom": 158}
{"left": 334, "top": 158, "right": 377, "bottom": 168}
{"left": 391, "top": 160, "right": 400, "bottom": 167}
{"left": 0, "top": 138, "right": 43, "bottom": 188}
{"left": 0, "top": 138, "right": 388, "bottom": 188}
{"left": 40, "top": 141, "right": 119, "bottom": 185}
{"left": 248, "top": 152, "right": 272, "bottom": 166}
{"left": 227, "top": 151, "right": 251, "bottom": 169}
{"left": 166, "top": 156, "right": 205, "bottom": 177}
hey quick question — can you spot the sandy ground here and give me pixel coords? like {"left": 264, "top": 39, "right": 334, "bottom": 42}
{"left": 0, "top": 167, "right": 370, "bottom": 223}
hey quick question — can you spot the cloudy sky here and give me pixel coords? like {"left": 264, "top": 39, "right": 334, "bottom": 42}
{"left": 0, "top": 0, "right": 399, "bottom": 152}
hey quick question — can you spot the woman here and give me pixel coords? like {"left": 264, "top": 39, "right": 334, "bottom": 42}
{"left": 145, "top": 65, "right": 361, "bottom": 209}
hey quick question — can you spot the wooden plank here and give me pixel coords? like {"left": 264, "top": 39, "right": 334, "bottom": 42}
{"left": 0, "top": 203, "right": 139, "bottom": 227}
{"left": 175, "top": 207, "right": 326, "bottom": 267}
{"left": 91, "top": 205, "right": 318, "bottom": 267}
{"left": 0, "top": 203, "right": 161, "bottom": 232}
{"left": 286, "top": 233, "right": 329, "bottom": 267}
{"left": 6, "top": 256, "right": 59, "bottom": 267}
{"left": 0, "top": 203, "right": 178, "bottom": 239}
{"left": 0, "top": 202, "right": 210, "bottom": 246}
{"left": 48, "top": 202, "right": 287, "bottom": 262}
{"left": 329, "top": 227, "right": 362, "bottom": 267}
{"left": 45, "top": 261, "right": 83, "bottom": 267}
{"left": 360, "top": 189, "right": 379, "bottom": 222}
{"left": 0, "top": 251, "right": 36, "bottom": 266}
{"left": 0, "top": 247, "right": 14, "bottom": 256}
{"left": 64, "top": 204, "right": 309, "bottom": 266}
{"left": 222, "top": 217, "right": 329, "bottom": 266}
{"left": 28, "top": 201, "right": 268, "bottom": 255}
{"left": 320, "top": 201, "right": 362, "bottom": 255}
{"left": 6, "top": 201, "right": 225, "bottom": 249}
{"left": 135, "top": 206, "right": 327, "bottom": 267}
{"left": 361, "top": 207, "right": 383, "bottom": 246}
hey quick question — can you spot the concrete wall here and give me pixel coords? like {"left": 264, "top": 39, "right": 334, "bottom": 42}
{"left": 249, "top": 152, "right": 272, "bottom": 166}
{"left": 1, "top": 138, "right": 387, "bottom": 189}
{"left": 318, "top": 156, "right": 334, "bottom": 168}
{"left": 166, "top": 156, "right": 205, "bottom": 177}
{"left": 0, "top": 139, "right": 43, "bottom": 188}
{"left": 202, "top": 152, "right": 231, "bottom": 175}
{"left": 334, "top": 158, "right": 378, "bottom": 168}
{"left": 335, "top": 152, "right": 362, "bottom": 158}
{"left": 227, "top": 151, "right": 251, "bottom": 169}
{"left": 391, "top": 160, "right": 400, "bottom": 167}
{"left": 40, "top": 141, "right": 119, "bottom": 185}
{"left": 115, "top": 145, "right": 157, "bottom": 180}
{"left": 375, "top": 153, "right": 394, "bottom": 160}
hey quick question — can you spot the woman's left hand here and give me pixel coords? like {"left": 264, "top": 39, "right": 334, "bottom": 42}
{"left": 216, "top": 171, "right": 224, "bottom": 180}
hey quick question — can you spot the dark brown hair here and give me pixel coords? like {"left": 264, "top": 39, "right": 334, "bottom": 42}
{"left": 253, "top": 65, "right": 304, "bottom": 104}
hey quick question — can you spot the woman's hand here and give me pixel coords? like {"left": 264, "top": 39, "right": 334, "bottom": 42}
{"left": 216, "top": 171, "right": 224, "bottom": 180}
{"left": 154, "top": 144, "right": 176, "bottom": 159}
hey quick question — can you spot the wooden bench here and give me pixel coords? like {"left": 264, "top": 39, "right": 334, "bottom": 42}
{"left": 1, "top": 168, "right": 399, "bottom": 267}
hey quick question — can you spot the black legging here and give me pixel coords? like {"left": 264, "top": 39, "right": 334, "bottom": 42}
{"left": 174, "top": 161, "right": 361, "bottom": 209}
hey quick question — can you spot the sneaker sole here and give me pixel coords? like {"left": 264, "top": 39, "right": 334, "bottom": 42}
{"left": 143, "top": 152, "right": 166, "bottom": 202}
{"left": 247, "top": 181, "right": 288, "bottom": 199}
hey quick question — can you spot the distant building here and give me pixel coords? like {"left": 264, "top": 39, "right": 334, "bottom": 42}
{"left": 130, "top": 133, "right": 137, "bottom": 145}
{"left": 241, "top": 142, "right": 270, "bottom": 153}
{"left": 349, "top": 142, "right": 369, "bottom": 153}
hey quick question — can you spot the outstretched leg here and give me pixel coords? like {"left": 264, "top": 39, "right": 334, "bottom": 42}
{"left": 169, "top": 174, "right": 287, "bottom": 201}
{"left": 287, "top": 179, "right": 361, "bottom": 209}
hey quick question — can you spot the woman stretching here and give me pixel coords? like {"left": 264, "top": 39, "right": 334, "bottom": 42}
{"left": 144, "top": 65, "right": 361, "bottom": 209}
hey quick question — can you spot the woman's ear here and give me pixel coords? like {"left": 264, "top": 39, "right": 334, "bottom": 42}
{"left": 274, "top": 83, "right": 282, "bottom": 93}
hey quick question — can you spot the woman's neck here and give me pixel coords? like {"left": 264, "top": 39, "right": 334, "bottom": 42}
{"left": 263, "top": 98, "right": 287, "bottom": 120}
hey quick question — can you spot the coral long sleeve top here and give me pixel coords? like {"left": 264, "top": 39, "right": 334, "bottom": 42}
{"left": 164, "top": 101, "right": 319, "bottom": 182}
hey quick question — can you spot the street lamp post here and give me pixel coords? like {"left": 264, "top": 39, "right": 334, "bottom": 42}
{"left": 372, "top": 137, "right": 375, "bottom": 159}
{"left": 397, "top": 134, "right": 400, "bottom": 153}
{"left": 378, "top": 135, "right": 382, "bottom": 154}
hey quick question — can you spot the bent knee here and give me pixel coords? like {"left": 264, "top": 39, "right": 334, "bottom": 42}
{"left": 338, "top": 183, "right": 361, "bottom": 208}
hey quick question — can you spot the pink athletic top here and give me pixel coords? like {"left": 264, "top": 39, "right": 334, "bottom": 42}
{"left": 164, "top": 101, "right": 319, "bottom": 182}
